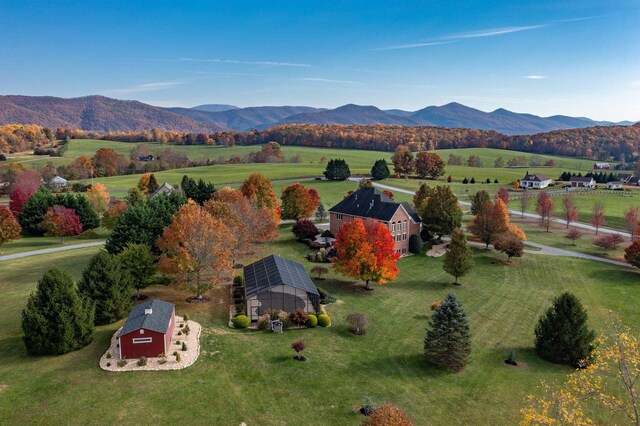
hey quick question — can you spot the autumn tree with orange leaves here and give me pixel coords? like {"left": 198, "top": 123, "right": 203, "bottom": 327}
{"left": 85, "top": 183, "right": 110, "bottom": 213}
{"left": 214, "top": 186, "right": 278, "bottom": 243}
{"left": 0, "top": 205, "right": 21, "bottom": 247}
{"left": 536, "top": 191, "right": 555, "bottom": 232}
{"left": 204, "top": 199, "right": 250, "bottom": 266}
{"left": 280, "top": 183, "right": 319, "bottom": 221}
{"left": 102, "top": 200, "right": 127, "bottom": 230}
{"left": 240, "top": 173, "right": 280, "bottom": 213}
{"left": 157, "top": 203, "right": 235, "bottom": 300}
{"left": 468, "top": 200, "right": 509, "bottom": 249}
{"left": 334, "top": 218, "right": 399, "bottom": 290}
{"left": 561, "top": 195, "right": 578, "bottom": 228}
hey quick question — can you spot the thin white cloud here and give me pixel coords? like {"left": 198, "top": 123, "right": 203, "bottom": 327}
{"left": 631, "top": 81, "right": 640, "bottom": 88}
{"left": 374, "top": 41, "right": 451, "bottom": 51}
{"left": 525, "top": 75, "right": 547, "bottom": 79}
{"left": 444, "top": 25, "right": 546, "bottom": 40}
{"left": 102, "top": 81, "right": 183, "bottom": 95}
{"left": 297, "top": 77, "right": 362, "bottom": 85}
{"left": 179, "top": 57, "right": 311, "bottom": 68}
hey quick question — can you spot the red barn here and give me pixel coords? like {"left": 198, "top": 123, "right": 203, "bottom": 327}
{"left": 118, "top": 299, "right": 175, "bottom": 359}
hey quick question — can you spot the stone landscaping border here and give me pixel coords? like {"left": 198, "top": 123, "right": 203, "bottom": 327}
{"left": 99, "top": 316, "right": 201, "bottom": 372}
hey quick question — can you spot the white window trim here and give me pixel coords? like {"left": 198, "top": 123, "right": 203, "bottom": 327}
{"left": 132, "top": 337, "right": 153, "bottom": 344}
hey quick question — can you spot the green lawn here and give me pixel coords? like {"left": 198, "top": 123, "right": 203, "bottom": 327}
{"left": 1, "top": 227, "right": 639, "bottom": 425}
{"left": 0, "top": 228, "right": 108, "bottom": 256}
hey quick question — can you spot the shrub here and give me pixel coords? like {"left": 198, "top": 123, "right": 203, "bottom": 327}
{"left": 178, "top": 331, "right": 183, "bottom": 336}
{"left": 306, "top": 313, "right": 318, "bottom": 328}
{"left": 183, "top": 324, "right": 190, "bottom": 336}
{"left": 233, "top": 286, "right": 244, "bottom": 302}
{"left": 179, "top": 323, "right": 184, "bottom": 328}
{"left": 183, "top": 314, "right": 189, "bottom": 321}
{"left": 235, "top": 302, "right": 245, "bottom": 315}
{"left": 494, "top": 179, "right": 499, "bottom": 183}
{"left": 176, "top": 340, "right": 181, "bottom": 345}
{"left": 470, "top": 177, "right": 476, "bottom": 184}
{"left": 462, "top": 177, "right": 469, "bottom": 184}
{"left": 182, "top": 342, "right": 187, "bottom": 351}
{"left": 106, "top": 362, "right": 111, "bottom": 367}
{"left": 233, "top": 314, "right": 250, "bottom": 329}
{"left": 106, "top": 352, "right": 112, "bottom": 359}
{"left": 289, "top": 310, "right": 309, "bottom": 326}
{"left": 292, "top": 219, "right": 319, "bottom": 240}
{"left": 233, "top": 275, "right": 244, "bottom": 288}
{"left": 117, "top": 360, "right": 127, "bottom": 368}
{"left": 137, "top": 356, "right": 147, "bottom": 367}
{"left": 175, "top": 352, "right": 181, "bottom": 362}
{"left": 361, "top": 403, "right": 413, "bottom": 426}
{"left": 321, "top": 229, "right": 334, "bottom": 238}
{"left": 292, "top": 340, "right": 305, "bottom": 353}
{"left": 257, "top": 314, "right": 271, "bottom": 330}
{"left": 173, "top": 351, "right": 178, "bottom": 356}
{"left": 408, "top": 234, "right": 423, "bottom": 254}
{"left": 318, "top": 313, "right": 331, "bottom": 327}
{"left": 318, "top": 288, "right": 336, "bottom": 304}
{"left": 347, "top": 313, "right": 369, "bottom": 335}
{"left": 311, "top": 265, "right": 329, "bottom": 279}
{"left": 278, "top": 311, "right": 292, "bottom": 329}
{"left": 77, "top": 230, "right": 100, "bottom": 240}
{"left": 534, "top": 292, "right": 595, "bottom": 366}
{"left": 158, "top": 358, "right": 167, "bottom": 365}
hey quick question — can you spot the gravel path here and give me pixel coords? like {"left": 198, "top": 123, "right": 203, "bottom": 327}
{"left": 0, "top": 241, "right": 105, "bottom": 262}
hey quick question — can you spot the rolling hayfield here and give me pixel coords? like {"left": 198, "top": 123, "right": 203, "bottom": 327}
{"left": 1, "top": 228, "right": 639, "bottom": 425}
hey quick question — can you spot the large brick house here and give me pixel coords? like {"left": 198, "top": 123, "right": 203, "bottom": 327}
{"left": 329, "top": 187, "right": 422, "bottom": 256}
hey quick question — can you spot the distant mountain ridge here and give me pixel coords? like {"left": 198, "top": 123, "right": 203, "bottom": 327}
{"left": 0, "top": 94, "right": 633, "bottom": 135}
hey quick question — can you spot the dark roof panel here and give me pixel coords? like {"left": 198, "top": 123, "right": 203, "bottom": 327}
{"left": 521, "top": 172, "right": 551, "bottom": 182}
{"left": 119, "top": 299, "right": 174, "bottom": 337}
{"left": 329, "top": 186, "right": 420, "bottom": 222}
{"left": 244, "top": 255, "right": 319, "bottom": 298}
{"left": 569, "top": 176, "right": 595, "bottom": 182}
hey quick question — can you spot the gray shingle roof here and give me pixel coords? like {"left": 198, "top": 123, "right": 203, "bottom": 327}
{"left": 569, "top": 176, "right": 595, "bottom": 182}
{"left": 329, "top": 187, "right": 421, "bottom": 222}
{"left": 521, "top": 172, "right": 551, "bottom": 182}
{"left": 119, "top": 299, "right": 174, "bottom": 337}
{"left": 244, "top": 255, "right": 319, "bottom": 299}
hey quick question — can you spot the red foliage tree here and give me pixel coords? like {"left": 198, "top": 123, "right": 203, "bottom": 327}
{"left": 468, "top": 200, "right": 509, "bottom": 249}
{"left": 591, "top": 201, "right": 605, "bottom": 235}
{"left": 334, "top": 219, "right": 399, "bottom": 290}
{"left": 415, "top": 151, "right": 445, "bottom": 179}
{"left": 561, "top": 195, "right": 578, "bottom": 228}
{"left": 39, "top": 205, "right": 82, "bottom": 242}
{"left": 496, "top": 188, "right": 510, "bottom": 205}
{"left": 624, "top": 240, "right": 640, "bottom": 269}
{"left": 102, "top": 200, "right": 128, "bottom": 230}
{"left": 92, "top": 148, "right": 125, "bottom": 177}
{"left": 383, "top": 190, "right": 394, "bottom": 200}
{"left": 0, "top": 205, "right": 21, "bottom": 246}
{"left": 9, "top": 169, "right": 42, "bottom": 216}
{"left": 536, "top": 192, "right": 555, "bottom": 232}
{"left": 624, "top": 207, "right": 640, "bottom": 240}
{"left": 593, "top": 233, "right": 625, "bottom": 253}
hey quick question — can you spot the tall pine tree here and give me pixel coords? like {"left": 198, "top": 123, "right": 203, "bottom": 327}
{"left": 22, "top": 268, "right": 94, "bottom": 355}
{"left": 534, "top": 292, "right": 595, "bottom": 366}
{"left": 424, "top": 293, "right": 471, "bottom": 372}
{"left": 77, "top": 251, "right": 133, "bottom": 325}
{"left": 442, "top": 228, "right": 474, "bottom": 284}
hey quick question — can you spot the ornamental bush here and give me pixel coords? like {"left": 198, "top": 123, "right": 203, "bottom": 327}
{"left": 233, "top": 275, "right": 244, "bottom": 288}
{"left": 182, "top": 342, "right": 187, "bottom": 351}
{"left": 289, "top": 310, "right": 309, "bottom": 326}
{"left": 292, "top": 219, "right": 319, "bottom": 240}
{"left": 306, "top": 313, "right": 318, "bottom": 328}
{"left": 257, "top": 314, "right": 271, "bottom": 330}
{"left": 408, "top": 234, "right": 423, "bottom": 254}
{"left": 318, "top": 313, "right": 331, "bottom": 327}
{"left": 137, "top": 356, "right": 147, "bottom": 367}
{"left": 233, "top": 314, "right": 250, "bottom": 329}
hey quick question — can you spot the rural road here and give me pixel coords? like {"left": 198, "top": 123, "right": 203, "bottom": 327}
{"left": 0, "top": 241, "right": 105, "bottom": 262}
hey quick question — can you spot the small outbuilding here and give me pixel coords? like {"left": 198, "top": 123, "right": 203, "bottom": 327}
{"left": 607, "top": 181, "right": 624, "bottom": 190}
{"left": 48, "top": 175, "right": 68, "bottom": 188}
{"left": 118, "top": 299, "right": 175, "bottom": 359}
{"left": 594, "top": 162, "right": 610, "bottom": 170}
{"left": 244, "top": 255, "right": 320, "bottom": 321}
{"left": 569, "top": 176, "right": 595, "bottom": 189}
{"left": 150, "top": 182, "right": 175, "bottom": 199}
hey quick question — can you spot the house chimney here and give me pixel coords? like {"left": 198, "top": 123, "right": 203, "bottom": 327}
{"left": 144, "top": 308, "right": 152, "bottom": 315}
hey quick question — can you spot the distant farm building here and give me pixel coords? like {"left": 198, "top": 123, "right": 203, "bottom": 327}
{"left": 243, "top": 255, "right": 320, "bottom": 322}
{"left": 118, "top": 299, "right": 175, "bottom": 359}
{"left": 594, "top": 162, "right": 610, "bottom": 170}
{"left": 618, "top": 173, "right": 634, "bottom": 184}
{"left": 607, "top": 181, "right": 624, "bottom": 190}
{"left": 138, "top": 155, "right": 155, "bottom": 162}
{"left": 48, "top": 176, "right": 68, "bottom": 188}
{"left": 329, "top": 186, "right": 421, "bottom": 256}
{"left": 519, "top": 172, "right": 552, "bottom": 189}
{"left": 569, "top": 176, "right": 595, "bottom": 189}
{"left": 150, "top": 182, "right": 175, "bottom": 199}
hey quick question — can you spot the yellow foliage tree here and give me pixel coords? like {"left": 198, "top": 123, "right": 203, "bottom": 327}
{"left": 85, "top": 183, "right": 110, "bottom": 213}
{"left": 521, "top": 320, "right": 640, "bottom": 426}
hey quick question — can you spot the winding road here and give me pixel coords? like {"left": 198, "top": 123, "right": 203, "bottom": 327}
{"left": 0, "top": 241, "right": 105, "bottom": 262}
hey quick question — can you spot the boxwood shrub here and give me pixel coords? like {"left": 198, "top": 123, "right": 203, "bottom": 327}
{"left": 318, "top": 313, "right": 331, "bottom": 327}
{"left": 233, "top": 314, "right": 250, "bottom": 329}
{"left": 306, "top": 313, "right": 318, "bottom": 328}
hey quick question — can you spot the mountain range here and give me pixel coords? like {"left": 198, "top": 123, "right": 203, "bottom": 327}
{"left": 0, "top": 95, "right": 633, "bottom": 135}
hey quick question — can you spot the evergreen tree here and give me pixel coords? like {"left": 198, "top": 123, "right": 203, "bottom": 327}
{"left": 116, "top": 243, "right": 157, "bottom": 299}
{"left": 470, "top": 190, "right": 490, "bottom": 215}
{"left": 422, "top": 186, "right": 462, "bottom": 239}
{"left": 77, "top": 251, "right": 133, "bottom": 325}
{"left": 181, "top": 175, "right": 215, "bottom": 204}
{"left": 147, "top": 173, "right": 159, "bottom": 194}
{"left": 442, "top": 228, "right": 474, "bottom": 284}
{"left": 323, "top": 158, "right": 351, "bottom": 181}
{"left": 105, "top": 193, "right": 185, "bottom": 254}
{"left": 424, "top": 293, "right": 471, "bottom": 372}
{"left": 18, "top": 187, "right": 55, "bottom": 235}
{"left": 315, "top": 202, "right": 327, "bottom": 221}
{"left": 124, "top": 186, "right": 145, "bottom": 206}
{"left": 56, "top": 194, "right": 100, "bottom": 230}
{"left": 534, "top": 292, "right": 596, "bottom": 366}
{"left": 370, "top": 159, "right": 390, "bottom": 180}
{"left": 22, "top": 268, "right": 94, "bottom": 355}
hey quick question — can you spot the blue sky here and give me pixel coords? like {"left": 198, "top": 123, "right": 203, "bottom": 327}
{"left": 0, "top": 0, "right": 638, "bottom": 120}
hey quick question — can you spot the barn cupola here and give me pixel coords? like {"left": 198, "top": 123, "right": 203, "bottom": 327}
{"left": 144, "top": 307, "right": 152, "bottom": 315}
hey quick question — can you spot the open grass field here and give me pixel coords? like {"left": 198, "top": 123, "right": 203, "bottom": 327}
{"left": 1, "top": 227, "right": 640, "bottom": 425}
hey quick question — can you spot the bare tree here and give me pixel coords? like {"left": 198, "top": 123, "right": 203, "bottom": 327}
{"left": 519, "top": 189, "right": 531, "bottom": 219}
{"left": 591, "top": 201, "right": 605, "bottom": 235}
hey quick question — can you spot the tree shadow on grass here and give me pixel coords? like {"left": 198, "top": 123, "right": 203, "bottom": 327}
{"left": 585, "top": 266, "right": 639, "bottom": 286}
{"left": 357, "top": 352, "right": 451, "bottom": 379}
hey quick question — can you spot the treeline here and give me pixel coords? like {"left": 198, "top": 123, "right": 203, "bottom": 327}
{"left": 3, "top": 122, "right": 640, "bottom": 163}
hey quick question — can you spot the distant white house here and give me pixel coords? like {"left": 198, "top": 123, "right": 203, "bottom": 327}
{"left": 151, "top": 182, "right": 175, "bottom": 199}
{"left": 48, "top": 176, "right": 68, "bottom": 188}
{"left": 519, "top": 172, "right": 552, "bottom": 189}
{"left": 618, "top": 173, "right": 634, "bottom": 184}
{"left": 569, "top": 176, "right": 595, "bottom": 189}
{"left": 606, "top": 181, "right": 624, "bottom": 190}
